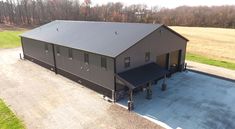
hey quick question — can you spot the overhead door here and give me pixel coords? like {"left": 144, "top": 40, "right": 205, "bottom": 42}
{"left": 156, "top": 54, "right": 167, "bottom": 69}
{"left": 169, "top": 50, "right": 181, "bottom": 72}
{"left": 170, "top": 50, "right": 179, "bottom": 66}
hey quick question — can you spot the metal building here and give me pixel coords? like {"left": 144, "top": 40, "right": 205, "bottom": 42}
{"left": 20, "top": 20, "right": 188, "bottom": 110}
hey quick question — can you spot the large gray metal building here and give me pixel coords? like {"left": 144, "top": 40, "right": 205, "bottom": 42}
{"left": 20, "top": 20, "right": 188, "bottom": 110}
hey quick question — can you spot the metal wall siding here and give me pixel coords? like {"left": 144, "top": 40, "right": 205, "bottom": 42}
{"left": 57, "top": 68, "right": 113, "bottom": 98}
{"left": 54, "top": 45, "right": 115, "bottom": 90}
{"left": 22, "top": 38, "right": 54, "bottom": 66}
{"left": 116, "top": 26, "right": 187, "bottom": 73}
{"left": 22, "top": 38, "right": 115, "bottom": 94}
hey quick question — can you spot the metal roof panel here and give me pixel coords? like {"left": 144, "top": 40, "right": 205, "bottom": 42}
{"left": 20, "top": 20, "right": 161, "bottom": 57}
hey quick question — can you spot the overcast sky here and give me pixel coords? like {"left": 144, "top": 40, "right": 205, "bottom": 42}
{"left": 91, "top": 0, "right": 235, "bottom": 8}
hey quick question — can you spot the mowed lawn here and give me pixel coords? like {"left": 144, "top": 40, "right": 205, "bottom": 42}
{"left": 0, "top": 31, "right": 23, "bottom": 48}
{"left": 0, "top": 99, "right": 25, "bottom": 129}
{"left": 171, "top": 26, "right": 235, "bottom": 70}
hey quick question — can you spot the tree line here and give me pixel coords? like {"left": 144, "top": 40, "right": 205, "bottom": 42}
{"left": 0, "top": 0, "right": 235, "bottom": 28}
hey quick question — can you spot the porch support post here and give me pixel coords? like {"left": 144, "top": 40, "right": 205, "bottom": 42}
{"left": 162, "top": 75, "right": 167, "bottom": 91}
{"left": 128, "top": 89, "right": 134, "bottom": 111}
{"left": 146, "top": 82, "right": 152, "bottom": 100}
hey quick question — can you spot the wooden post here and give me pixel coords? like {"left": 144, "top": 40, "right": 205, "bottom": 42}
{"left": 146, "top": 82, "right": 152, "bottom": 100}
{"left": 128, "top": 89, "right": 134, "bottom": 111}
{"left": 162, "top": 75, "right": 167, "bottom": 91}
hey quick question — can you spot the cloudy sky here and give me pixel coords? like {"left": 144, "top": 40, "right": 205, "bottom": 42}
{"left": 91, "top": 0, "right": 235, "bottom": 8}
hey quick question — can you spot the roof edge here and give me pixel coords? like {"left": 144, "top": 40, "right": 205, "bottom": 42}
{"left": 19, "top": 21, "right": 55, "bottom": 37}
{"left": 20, "top": 36, "right": 116, "bottom": 59}
{"left": 114, "top": 24, "right": 163, "bottom": 58}
{"left": 162, "top": 25, "right": 189, "bottom": 42}
{"left": 114, "top": 24, "right": 189, "bottom": 58}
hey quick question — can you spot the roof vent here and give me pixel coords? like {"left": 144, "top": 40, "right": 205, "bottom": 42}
{"left": 114, "top": 31, "right": 118, "bottom": 35}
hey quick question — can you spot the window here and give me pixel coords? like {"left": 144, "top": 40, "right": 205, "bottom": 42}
{"left": 145, "top": 52, "right": 150, "bottom": 62}
{"left": 124, "top": 57, "right": 130, "bottom": 68}
{"left": 56, "top": 46, "right": 60, "bottom": 55}
{"left": 68, "top": 48, "right": 73, "bottom": 59}
{"left": 84, "top": 53, "right": 89, "bottom": 64}
{"left": 44, "top": 44, "right": 48, "bottom": 52}
{"left": 101, "top": 57, "right": 107, "bottom": 69}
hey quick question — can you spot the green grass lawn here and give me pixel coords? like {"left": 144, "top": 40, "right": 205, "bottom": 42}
{"left": 186, "top": 53, "right": 235, "bottom": 70}
{"left": 0, "top": 99, "right": 25, "bottom": 129}
{"left": 0, "top": 31, "right": 23, "bottom": 48}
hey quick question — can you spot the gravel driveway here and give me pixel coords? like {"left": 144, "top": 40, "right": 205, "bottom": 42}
{"left": 0, "top": 48, "right": 163, "bottom": 129}
{"left": 186, "top": 61, "right": 235, "bottom": 81}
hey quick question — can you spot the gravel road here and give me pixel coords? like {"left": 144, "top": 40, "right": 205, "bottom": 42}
{"left": 0, "top": 48, "right": 163, "bottom": 129}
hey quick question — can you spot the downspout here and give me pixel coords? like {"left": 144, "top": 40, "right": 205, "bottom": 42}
{"left": 20, "top": 37, "right": 25, "bottom": 58}
{"left": 52, "top": 44, "right": 57, "bottom": 74}
{"left": 113, "top": 58, "right": 117, "bottom": 102}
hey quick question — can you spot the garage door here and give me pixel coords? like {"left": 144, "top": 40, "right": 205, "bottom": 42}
{"left": 156, "top": 54, "right": 167, "bottom": 69}
{"left": 170, "top": 50, "right": 179, "bottom": 66}
{"left": 169, "top": 50, "right": 181, "bottom": 72}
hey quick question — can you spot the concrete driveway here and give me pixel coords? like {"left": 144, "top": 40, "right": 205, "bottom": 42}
{"left": 118, "top": 71, "right": 235, "bottom": 129}
{"left": 0, "top": 48, "right": 163, "bottom": 129}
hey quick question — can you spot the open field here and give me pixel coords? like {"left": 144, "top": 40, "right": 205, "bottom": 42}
{"left": 171, "top": 26, "right": 235, "bottom": 63}
{"left": 0, "top": 99, "right": 25, "bottom": 129}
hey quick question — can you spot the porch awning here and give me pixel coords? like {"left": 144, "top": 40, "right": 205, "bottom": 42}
{"left": 117, "top": 63, "right": 169, "bottom": 89}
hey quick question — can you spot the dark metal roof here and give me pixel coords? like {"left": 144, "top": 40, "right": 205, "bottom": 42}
{"left": 20, "top": 20, "right": 162, "bottom": 57}
{"left": 117, "top": 63, "right": 169, "bottom": 89}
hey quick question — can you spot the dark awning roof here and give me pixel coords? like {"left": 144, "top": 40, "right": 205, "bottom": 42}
{"left": 117, "top": 63, "right": 169, "bottom": 89}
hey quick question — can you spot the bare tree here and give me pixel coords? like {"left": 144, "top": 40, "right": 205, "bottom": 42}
{"left": 0, "top": 0, "right": 234, "bottom": 28}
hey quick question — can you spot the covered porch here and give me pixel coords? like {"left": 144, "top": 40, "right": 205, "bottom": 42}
{"left": 116, "top": 63, "right": 169, "bottom": 111}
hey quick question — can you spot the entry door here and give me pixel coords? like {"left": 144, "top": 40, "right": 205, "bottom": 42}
{"left": 156, "top": 54, "right": 167, "bottom": 68}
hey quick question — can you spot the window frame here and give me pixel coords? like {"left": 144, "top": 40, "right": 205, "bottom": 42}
{"left": 44, "top": 44, "right": 49, "bottom": 53}
{"left": 84, "top": 53, "right": 89, "bottom": 64}
{"left": 101, "top": 56, "right": 107, "bottom": 69}
{"left": 124, "top": 57, "right": 130, "bottom": 68}
{"left": 145, "top": 52, "right": 150, "bottom": 62}
{"left": 56, "top": 46, "right": 60, "bottom": 56}
{"left": 68, "top": 48, "right": 73, "bottom": 59}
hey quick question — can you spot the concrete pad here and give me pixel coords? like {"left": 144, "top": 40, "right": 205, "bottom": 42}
{"left": 118, "top": 71, "right": 235, "bottom": 129}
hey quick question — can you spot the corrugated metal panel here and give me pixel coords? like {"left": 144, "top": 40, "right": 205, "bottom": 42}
{"left": 20, "top": 20, "right": 161, "bottom": 57}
